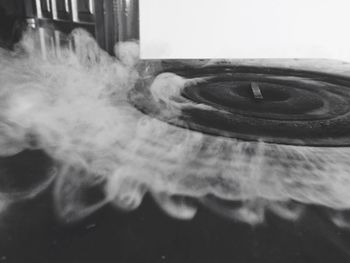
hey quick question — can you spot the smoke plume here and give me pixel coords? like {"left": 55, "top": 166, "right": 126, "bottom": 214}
{"left": 0, "top": 29, "right": 350, "bottom": 226}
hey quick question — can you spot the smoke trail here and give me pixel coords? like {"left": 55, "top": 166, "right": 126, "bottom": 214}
{"left": 1, "top": 28, "right": 350, "bottom": 226}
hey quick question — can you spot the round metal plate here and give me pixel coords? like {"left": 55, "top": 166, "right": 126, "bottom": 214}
{"left": 129, "top": 65, "right": 350, "bottom": 147}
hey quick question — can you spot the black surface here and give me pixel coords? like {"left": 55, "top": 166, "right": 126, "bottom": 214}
{"left": 1, "top": 182, "right": 350, "bottom": 263}
{"left": 0, "top": 150, "right": 54, "bottom": 200}
{"left": 130, "top": 65, "right": 350, "bottom": 146}
{"left": 0, "top": 150, "right": 349, "bottom": 263}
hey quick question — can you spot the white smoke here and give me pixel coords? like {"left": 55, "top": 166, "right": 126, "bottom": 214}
{"left": 1, "top": 28, "right": 350, "bottom": 226}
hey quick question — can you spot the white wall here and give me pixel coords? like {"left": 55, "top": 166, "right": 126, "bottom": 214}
{"left": 140, "top": 0, "right": 350, "bottom": 61}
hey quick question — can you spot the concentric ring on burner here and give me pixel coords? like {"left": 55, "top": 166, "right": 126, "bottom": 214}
{"left": 129, "top": 65, "right": 350, "bottom": 147}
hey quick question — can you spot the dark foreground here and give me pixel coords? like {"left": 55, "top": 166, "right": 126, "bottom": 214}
{"left": 0, "top": 186, "right": 350, "bottom": 263}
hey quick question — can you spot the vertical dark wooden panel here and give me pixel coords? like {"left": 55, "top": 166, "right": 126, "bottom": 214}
{"left": 94, "top": 0, "right": 106, "bottom": 51}
{"left": 125, "top": 0, "right": 139, "bottom": 40}
{"left": 114, "top": 0, "right": 139, "bottom": 42}
{"left": 104, "top": 0, "right": 117, "bottom": 54}
{"left": 56, "top": 0, "right": 71, "bottom": 20}
{"left": 23, "top": 0, "right": 36, "bottom": 18}
{"left": 77, "top": 0, "right": 94, "bottom": 22}
{"left": 40, "top": 0, "right": 52, "bottom": 18}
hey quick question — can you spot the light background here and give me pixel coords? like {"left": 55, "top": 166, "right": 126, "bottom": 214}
{"left": 139, "top": 0, "right": 350, "bottom": 61}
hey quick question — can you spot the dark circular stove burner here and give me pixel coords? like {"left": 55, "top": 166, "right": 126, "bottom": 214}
{"left": 130, "top": 65, "right": 350, "bottom": 147}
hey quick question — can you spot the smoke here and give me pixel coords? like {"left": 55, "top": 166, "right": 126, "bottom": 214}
{"left": 1, "top": 28, "right": 350, "bottom": 226}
